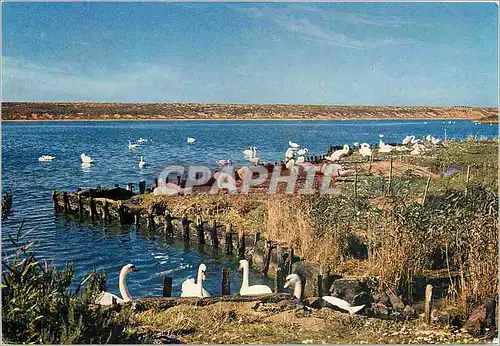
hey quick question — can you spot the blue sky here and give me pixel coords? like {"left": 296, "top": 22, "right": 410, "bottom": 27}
{"left": 2, "top": 2, "right": 498, "bottom": 106}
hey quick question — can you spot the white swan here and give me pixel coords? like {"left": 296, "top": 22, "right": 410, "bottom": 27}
{"left": 289, "top": 141, "right": 299, "bottom": 148}
{"left": 187, "top": 137, "right": 196, "bottom": 144}
{"left": 326, "top": 144, "right": 350, "bottom": 162}
{"left": 322, "top": 295, "right": 365, "bottom": 315}
{"left": 153, "top": 183, "right": 192, "bottom": 196}
{"left": 284, "top": 274, "right": 302, "bottom": 299}
{"left": 320, "top": 163, "right": 346, "bottom": 177}
{"left": 239, "top": 259, "right": 272, "bottom": 296}
{"left": 297, "top": 148, "right": 309, "bottom": 156}
{"left": 38, "top": 155, "right": 55, "bottom": 162}
{"left": 358, "top": 143, "right": 372, "bottom": 158}
{"left": 296, "top": 156, "right": 305, "bottom": 164}
{"left": 216, "top": 159, "right": 233, "bottom": 167}
{"left": 128, "top": 140, "right": 139, "bottom": 149}
{"left": 137, "top": 138, "right": 147, "bottom": 143}
{"left": 378, "top": 135, "right": 395, "bottom": 153}
{"left": 96, "top": 264, "right": 139, "bottom": 306}
{"left": 243, "top": 146, "right": 257, "bottom": 159}
{"left": 285, "top": 147, "right": 295, "bottom": 160}
{"left": 181, "top": 264, "right": 210, "bottom": 298}
{"left": 138, "top": 156, "right": 145, "bottom": 168}
{"left": 81, "top": 153, "right": 94, "bottom": 164}
{"left": 402, "top": 135, "right": 413, "bottom": 145}
{"left": 285, "top": 159, "right": 295, "bottom": 169}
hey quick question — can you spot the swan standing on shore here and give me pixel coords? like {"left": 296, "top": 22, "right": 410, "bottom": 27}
{"left": 38, "top": 155, "right": 55, "bottom": 162}
{"left": 326, "top": 144, "right": 349, "bottom": 162}
{"left": 284, "top": 274, "right": 303, "bottom": 299}
{"left": 238, "top": 259, "right": 272, "bottom": 296}
{"left": 358, "top": 143, "right": 372, "bottom": 158}
{"left": 181, "top": 264, "right": 210, "bottom": 298}
{"left": 128, "top": 140, "right": 139, "bottom": 149}
{"left": 81, "top": 153, "right": 94, "bottom": 164}
{"left": 322, "top": 295, "right": 365, "bottom": 315}
{"left": 187, "top": 137, "right": 196, "bottom": 144}
{"left": 138, "top": 156, "right": 145, "bottom": 168}
{"left": 96, "top": 264, "right": 139, "bottom": 306}
{"left": 378, "top": 135, "right": 395, "bottom": 153}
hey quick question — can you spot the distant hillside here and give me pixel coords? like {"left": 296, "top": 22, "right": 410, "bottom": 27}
{"left": 1, "top": 102, "right": 497, "bottom": 121}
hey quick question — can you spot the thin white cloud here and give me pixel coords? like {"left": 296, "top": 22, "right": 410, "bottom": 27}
{"left": 2, "top": 56, "right": 189, "bottom": 102}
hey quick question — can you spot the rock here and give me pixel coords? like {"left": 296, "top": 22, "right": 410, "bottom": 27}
{"left": 402, "top": 305, "right": 417, "bottom": 319}
{"left": 464, "top": 300, "right": 497, "bottom": 335}
{"left": 372, "top": 290, "right": 391, "bottom": 306}
{"left": 386, "top": 290, "right": 405, "bottom": 311}
{"left": 367, "top": 303, "right": 391, "bottom": 319}
{"left": 303, "top": 297, "right": 324, "bottom": 309}
{"left": 431, "top": 308, "right": 461, "bottom": 328}
{"left": 328, "top": 278, "right": 371, "bottom": 305}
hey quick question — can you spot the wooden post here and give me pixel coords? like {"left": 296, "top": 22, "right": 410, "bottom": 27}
{"left": 368, "top": 153, "right": 373, "bottom": 173}
{"left": 386, "top": 158, "right": 393, "bottom": 196}
{"left": 89, "top": 197, "right": 97, "bottom": 221}
{"left": 196, "top": 217, "right": 205, "bottom": 244}
{"left": 221, "top": 267, "right": 231, "bottom": 296}
{"left": 274, "top": 245, "right": 286, "bottom": 293}
{"left": 127, "top": 182, "right": 134, "bottom": 192}
{"left": 134, "top": 212, "right": 140, "bottom": 228}
{"left": 237, "top": 229, "right": 245, "bottom": 260}
{"left": 254, "top": 231, "right": 260, "bottom": 245}
{"left": 103, "top": 200, "right": 110, "bottom": 223}
{"left": 152, "top": 178, "right": 158, "bottom": 190}
{"left": 147, "top": 211, "right": 155, "bottom": 232}
{"left": 52, "top": 190, "right": 60, "bottom": 214}
{"left": 422, "top": 175, "right": 431, "bottom": 205}
{"left": 354, "top": 163, "right": 358, "bottom": 198}
{"left": 117, "top": 202, "right": 125, "bottom": 224}
{"left": 286, "top": 247, "right": 294, "bottom": 275}
{"left": 77, "top": 192, "right": 83, "bottom": 214}
{"left": 424, "top": 284, "right": 433, "bottom": 324}
{"left": 465, "top": 165, "right": 471, "bottom": 195}
{"left": 63, "top": 192, "right": 70, "bottom": 213}
{"left": 139, "top": 180, "right": 146, "bottom": 194}
{"left": 224, "top": 224, "right": 233, "bottom": 255}
{"left": 316, "top": 274, "right": 323, "bottom": 297}
{"left": 164, "top": 212, "right": 174, "bottom": 237}
{"left": 162, "top": 277, "right": 173, "bottom": 297}
{"left": 209, "top": 219, "right": 219, "bottom": 249}
{"left": 182, "top": 215, "right": 190, "bottom": 242}
{"left": 262, "top": 240, "right": 273, "bottom": 277}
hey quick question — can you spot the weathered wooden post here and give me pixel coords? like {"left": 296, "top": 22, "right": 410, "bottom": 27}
{"left": 147, "top": 209, "right": 155, "bottom": 232}
{"left": 237, "top": 229, "right": 245, "bottom": 260}
{"left": 222, "top": 267, "right": 231, "bottom": 296}
{"left": 152, "top": 178, "right": 158, "bottom": 190}
{"left": 77, "top": 191, "right": 84, "bottom": 215}
{"left": 196, "top": 217, "right": 205, "bottom": 245}
{"left": 286, "top": 247, "right": 294, "bottom": 275}
{"left": 465, "top": 165, "right": 471, "bottom": 195}
{"left": 182, "top": 215, "right": 190, "bottom": 242}
{"left": 386, "top": 158, "right": 393, "bottom": 196}
{"left": 139, "top": 180, "right": 146, "bottom": 194}
{"left": 89, "top": 197, "right": 97, "bottom": 222}
{"left": 127, "top": 182, "right": 134, "bottom": 192}
{"left": 209, "top": 219, "right": 219, "bottom": 249}
{"left": 424, "top": 284, "right": 433, "bottom": 324}
{"left": 368, "top": 153, "right": 373, "bottom": 173}
{"left": 162, "top": 277, "right": 173, "bottom": 297}
{"left": 164, "top": 212, "right": 174, "bottom": 237}
{"left": 262, "top": 240, "right": 273, "bottom": 277}
{"left": 103, "top": 200, "right": 111, "bottom": 223}
{"left": 254, "top": 231, "right": 260, "bottom": 245}
{"left": 117, "top": 202, "right": 125, "bottom": 224}
{"left": 316, "top": 274, "right": 323, "bottom": 297}
{"left": 354, "top": 163, "right": 358, "bottom": 198}
{"left": 224, "top": 224, "right": 233, "bottom": 255}
{"left": 134, "top": 212, "right": 140, "bottom": 228}
{"left": 274, "top": 245, "right": 286, "bottom": 293}
{"left": 62, "top": 192, "right": 70, "bottom": 213}
{"left": 422, "top": 175, "right": 431, "bottom": 205}
{"left": 52, "top": 190, "right": 60, "bottom": 214}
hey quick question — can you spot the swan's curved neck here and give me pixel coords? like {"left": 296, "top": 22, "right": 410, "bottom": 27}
{"left": 197, "top": 267, "right": 204, "bottom": 295}
{"left": 293, "top": 281, "right": 302, "bottom": 299}
{"left": 241, "top": 263, "right": 249, "bottom": 289}
{"left": 119, "top": 268, "right": 132, "bottom": 302}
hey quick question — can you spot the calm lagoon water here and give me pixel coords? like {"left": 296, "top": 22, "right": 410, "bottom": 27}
{"left": 1, "top": 119, "right": 497, "bottom": 298}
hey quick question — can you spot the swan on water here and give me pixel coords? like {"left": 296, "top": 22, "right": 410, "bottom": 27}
{"left": 325, "top": 144, "right": 349, "bottom": 162}
{"left": 96, "top": 264, "right": 139, "bottom": 306}
{"left": 38, "top": 155, "right": 56, "bottom": 162}
{"left": 181, "top": 263, "right": 210, "bottom": 298}
{"left": 138, "top": 156, "right": 145, "bottom": 168}
{"left": 187, "top": 137, "right": 196, "bottom": 144}
{"left": 128, "top": 140, "right": 139, "bottom": 149}
{"left": 289, "top": 141, "right": 299, "bottom": 148}
{"left": 81, "top": 153, "right": 94, "bottom": 164}
{"left": 238, "top": 259, "right": 272, "bottom": 296}
{"left": 284, "top": 274, "right": 303, "bottom": 299}
{"left": 322, "top": 295, "right": 365, "bottom": 315}
{"left": 358, "top": 143, "right": 372, "bottom": 158}
{"left": 137, "top": 138, "right": 147, "bottom": 143}
{"left": 243, "top": 146, "right": 257, "bottom": 159}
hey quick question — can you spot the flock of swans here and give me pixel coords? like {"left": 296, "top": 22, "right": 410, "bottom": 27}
{"left": 97, "top": 262, "right": 365, "bottom": 315}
